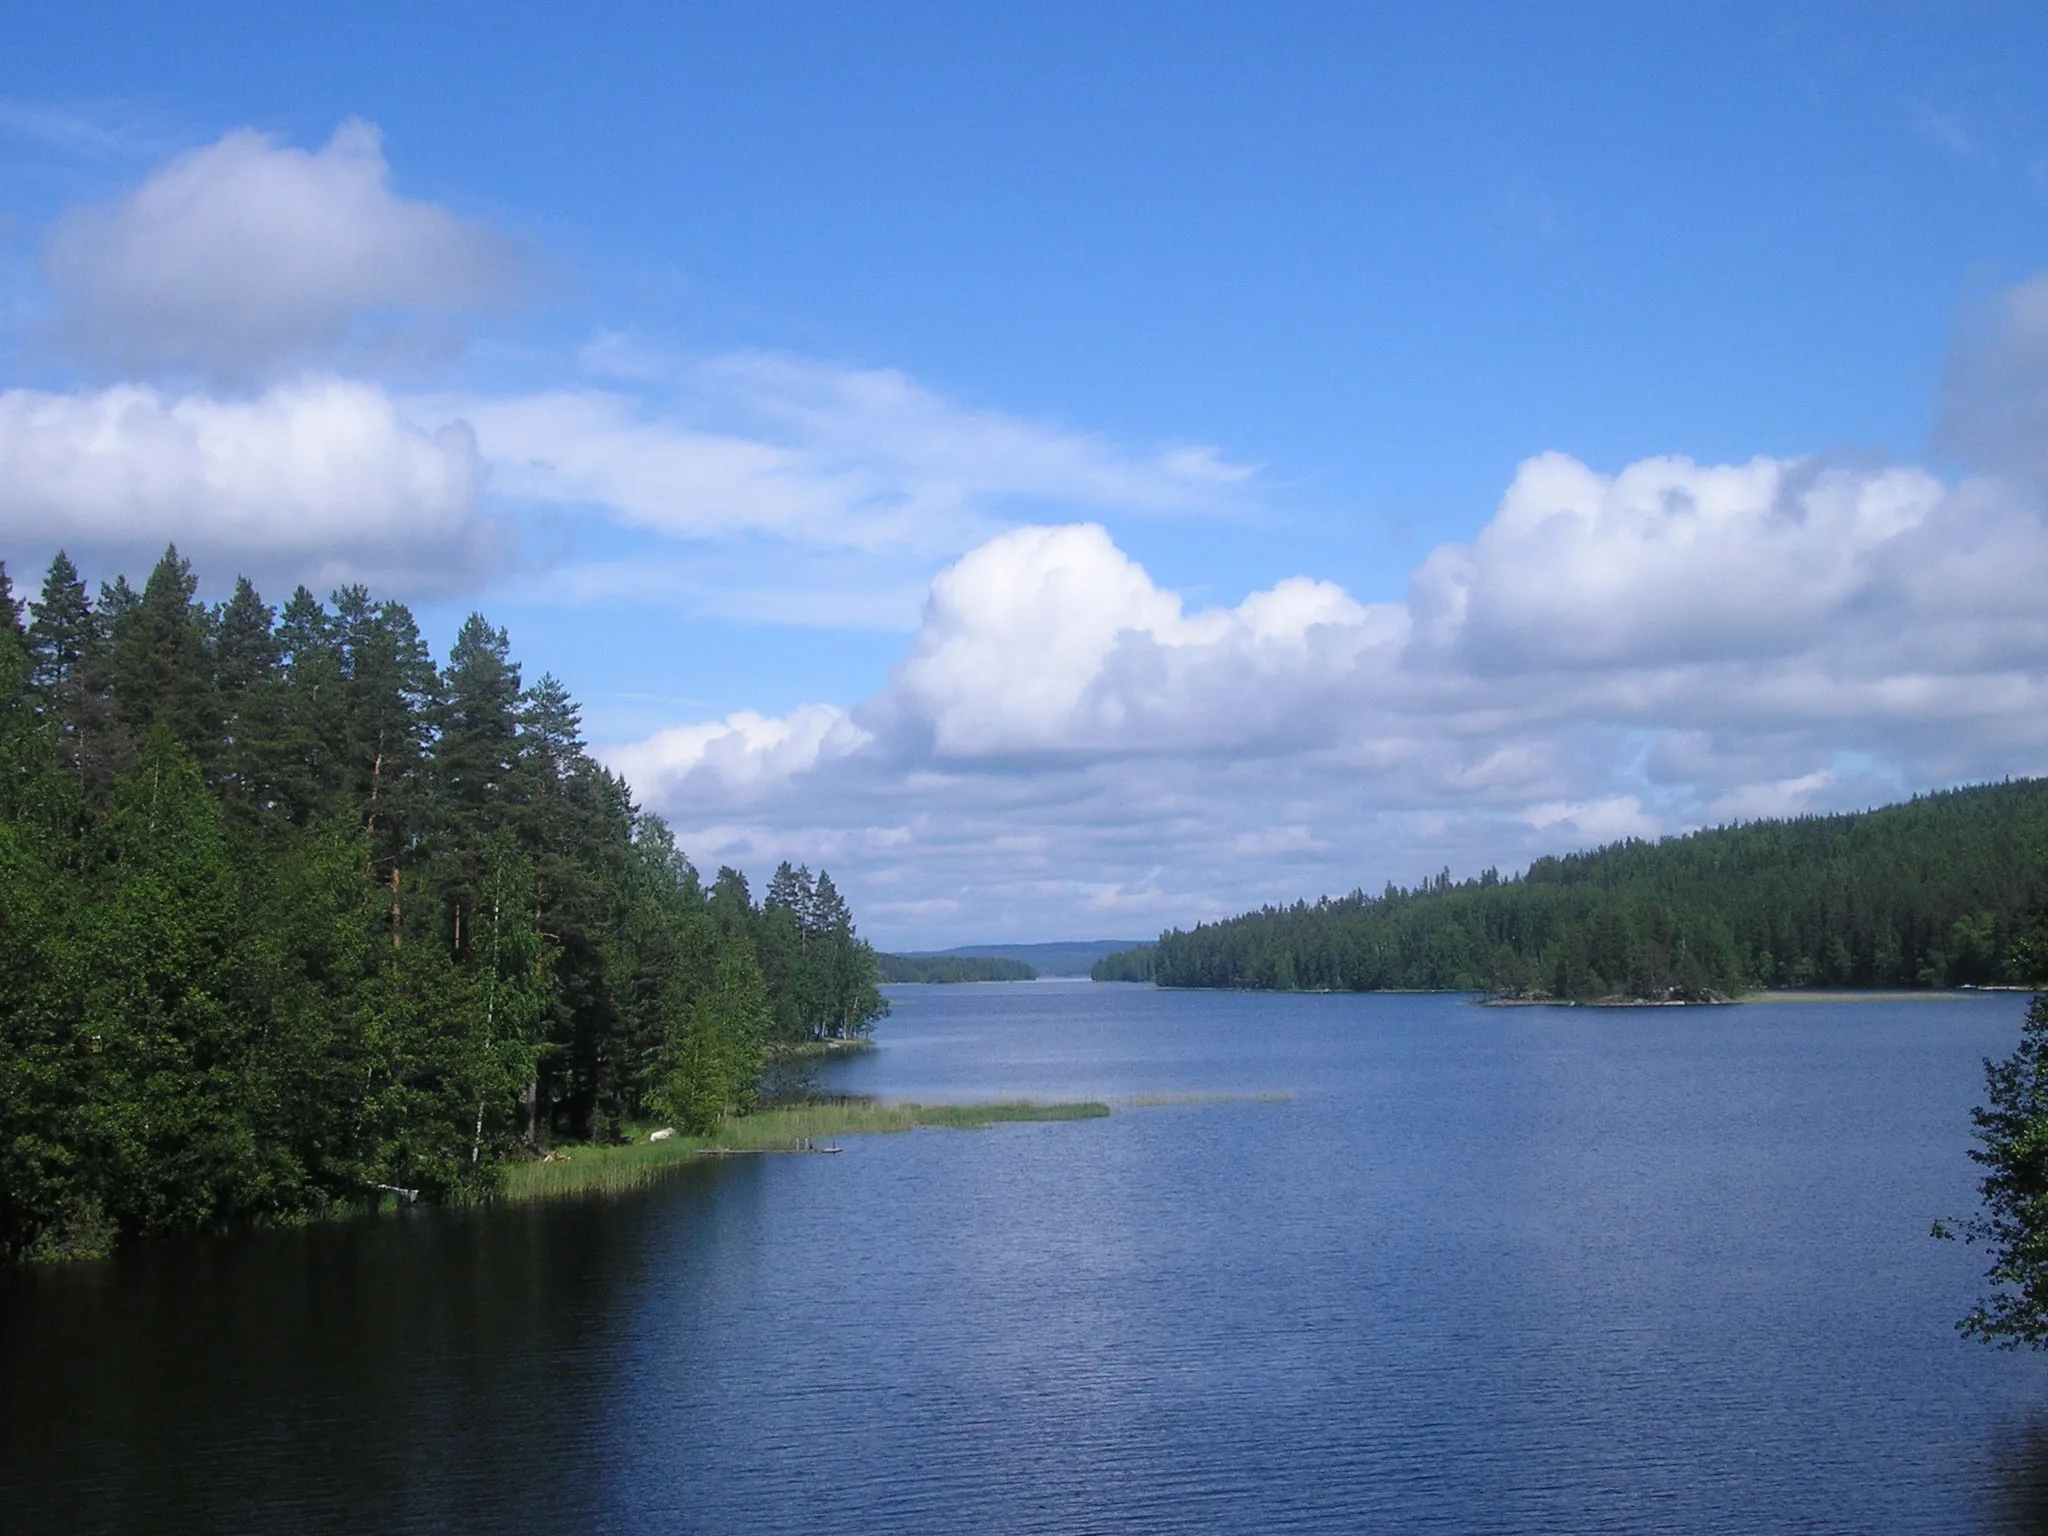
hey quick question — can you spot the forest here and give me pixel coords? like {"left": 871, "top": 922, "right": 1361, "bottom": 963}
{"left": 1094, "top": 780, "right": 2048, "bottom": 998}
{"left": 0, "top": 547, "right": 884, "bottom": 1262}
{"left": 877, "top": 954, "right": 1036, "bottom": 983}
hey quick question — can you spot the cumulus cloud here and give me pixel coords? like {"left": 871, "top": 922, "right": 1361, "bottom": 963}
{"left": 607, "top": 704, "right": 869, "bottom": 809}
{"left": 886, "top": 523, "right": 1386, "bottom": 755}
{"left": 45, "top": 119, "right": 520, "bottom": 378}
{"left": 0, "top": 376, "right": 501, "bottom": 593}
{"left": 435, "top": 350, "right": 1253, "bottom": 557}
{"left": 603, "top": 448, "right": 2048, "bottom": 945}
{"left": 1409, "top": 451, "right": 1946, "bottom": 668}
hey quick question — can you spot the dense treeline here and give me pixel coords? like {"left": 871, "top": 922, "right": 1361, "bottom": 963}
{"left": 0, "top": 546, "right": 884, "bottom": 1261}
{"left": 1089, "top": 946, "right": 1154, "bottom": 982}
{"left": 877, "top": 954, "right": 1036, "bottom": 983}
{"left": 1100, "top": 781, "right": 2048, "bottom": 998}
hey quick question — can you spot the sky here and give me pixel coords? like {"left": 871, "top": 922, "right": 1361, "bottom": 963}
{"left": 4, "top": 3, "right": 2048, "bottom": 947}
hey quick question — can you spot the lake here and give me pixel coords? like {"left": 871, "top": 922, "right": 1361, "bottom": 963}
{"left": 5, "top": 983, "right": 2048, "bottom": 1533}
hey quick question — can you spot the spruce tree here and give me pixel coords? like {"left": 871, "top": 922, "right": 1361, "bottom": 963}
{"left": 273, "top": 588, "right": 349, "bottom": 825}
{"left": 435, "top": 614, "right": 524, "bottom": 898}
{"left": 210, "top": 577, "right": 284, "bottom": 825}
{"left": 27, "top": 552, "right": 94, "bottom": 696}
{"left": 29, "top": 552, "right": 109, "bottom": 785}
{"left": 109, "top": 545, "right": 215, "bottom": 761}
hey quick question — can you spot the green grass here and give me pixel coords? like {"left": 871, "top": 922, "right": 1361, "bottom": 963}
{"left": 491, "top": 1098, "right": 1110, "bottom": 1203}
{"left": 778, "top": 1037, "right": 878, "bottom": 1060}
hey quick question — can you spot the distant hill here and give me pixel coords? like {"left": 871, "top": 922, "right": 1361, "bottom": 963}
{"left": 1094, "top": 780, "right": 2048, "bottom": 1001}
{"left": 877, "top": 953, "right": 1035, "bottom": 983}
{"left": 897, "top": 940, "right": 1154, "bottom": 978}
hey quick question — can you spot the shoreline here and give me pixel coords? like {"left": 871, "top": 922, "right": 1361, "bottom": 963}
{"left": 781, "top": 1037, "right": 879, "bottom": 1059}
{"left": 1481, "top": 987, "right": 2034, "bottom": 1009}
{"left": 491, "top": 1099, "right": 1110, "bottom": 1204}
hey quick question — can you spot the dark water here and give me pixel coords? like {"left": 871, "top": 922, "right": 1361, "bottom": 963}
{"left": 7, "top": 984, "right": 2048, "bottom": 1533}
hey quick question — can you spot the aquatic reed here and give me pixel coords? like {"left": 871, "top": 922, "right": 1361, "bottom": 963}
{"left": 493, "top": 1098, "right": 1110, "bottom": 1203}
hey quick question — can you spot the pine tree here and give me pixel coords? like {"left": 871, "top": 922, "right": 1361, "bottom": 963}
{"left": 334, "top": 589, "right": 438, "bottom": 876}
{"left": 109, "top": 545, "right": 215, "bottom": 762}
{"left": 27, "top": 552, "right": 94, "bottom": 697}
{"left": 272, "top": 588, "right": 349, "bottom": 826}
{"left": 210, "top": 577, "right": 285, "bottom": 825}
{"left": 434, "top": 615, "right": 524, "bottom": 930}
{"left": 29, "top": 552, "right": 110, "bottom": 785}
{"left": 811, "top": 870, "right": 884, "bottom": 1037}
{"left": 760, "top": 861, "right": 816, "bottom": 1043}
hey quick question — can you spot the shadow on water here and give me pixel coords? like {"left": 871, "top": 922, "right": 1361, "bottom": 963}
{"left": 0, "top": 1157, "right": 748, "bottom": 1535}
{"left": 1991, "top": 1419, "right": 2048, "bottom": 1535}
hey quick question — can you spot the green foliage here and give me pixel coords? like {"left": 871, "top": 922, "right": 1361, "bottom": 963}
{"left": 493, "top": 1099, "right": 1112, "bottom": 1202}
{"left": 877, "top": 953, "right": 1036, "bottom": 983}
{"left": 1957, "top": 994, "right": 2048, "bottom": 1346}
{"left": 1129, "top": 782, "right": 2048, "bottom": 999}
{"left": 755, "top": 861, "right": 889, "bottom": 1039}
{"left": 655, "top": 929, "right": 771, "bottom": 1134}
{"left": 0, "top": 547, "right": 889, "bottom": 1260}
{"left": 1090, "top": 946, "right": 1155, "bottom": 982}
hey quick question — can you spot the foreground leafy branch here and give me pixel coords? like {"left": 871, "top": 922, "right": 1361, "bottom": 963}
{"left": 1952, "top": 994, "right": 2048, "bottom": 1346}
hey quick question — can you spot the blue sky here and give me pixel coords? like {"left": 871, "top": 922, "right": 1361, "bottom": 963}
{"left": 5, "top": 4, "right": 2048, "bottom": 944}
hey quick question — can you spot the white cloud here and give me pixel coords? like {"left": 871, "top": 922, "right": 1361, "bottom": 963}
{"left": 602, "top": 448, "right": 2048, "bottom": 946}
{"left": 1409, "top": 451, "right": 1944, "bottom": 669}
{"left": 1522, "top": 796, "right": 1659, "bottom": 843}
{"left": 606, "top": 705, "right": 870, "bottom": 809}
{"left": 0, "top": 376, "right": 500, "bottom": 592}
{"left": 45, "top": 119, "right": 520, "bottom": 378}
{"left": 433, "top": 351, "right": 1253, "bottom": 558}
{"left": 887, "top": 523, "right": 1385, "bottom": 755}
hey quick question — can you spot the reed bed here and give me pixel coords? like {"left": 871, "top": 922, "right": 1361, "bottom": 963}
{"left": 493, "top": 1098, "right": 1110, "bottom": 1203}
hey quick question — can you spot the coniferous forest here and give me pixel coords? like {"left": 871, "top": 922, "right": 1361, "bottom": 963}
{"left": 1097, "top": 780, "right": 2048, "bottom": 998}
{"left": 0, "top": 547, "right": 884, "bottom": 1262}
{"left": 876, "top": 953, "right": 1036, "bottom": 983}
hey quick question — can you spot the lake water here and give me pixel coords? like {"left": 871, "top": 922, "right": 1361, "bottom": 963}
{"left": 6, "top": 983, "right": 2048, "bottom": 1533}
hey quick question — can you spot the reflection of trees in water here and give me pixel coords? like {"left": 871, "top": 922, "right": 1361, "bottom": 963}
{"left": 1991, "top": 1420, "right": 2048, "bottom": 1535}
{"left": 0, "top": 1174, "right": 744, "bottom": 1532}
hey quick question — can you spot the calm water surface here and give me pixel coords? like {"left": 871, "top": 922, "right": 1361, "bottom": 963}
{"left": 6, "top": 983, "right": 2048, "bottom": 1533}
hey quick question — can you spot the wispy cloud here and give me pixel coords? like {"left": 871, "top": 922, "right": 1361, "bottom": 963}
{"left": 1910, "top": 101, "right": 1981, "bottom": 161}
{"left": 422, "top": 348, "right": 1256, "bottom": 558}
{"left": 0, "top": 98, "right": 179, "bottom": 162}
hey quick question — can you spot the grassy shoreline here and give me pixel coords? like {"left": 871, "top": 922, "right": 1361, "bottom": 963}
{"left": 492, "top": 1099, "right": 1110, "bottom": 1203}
